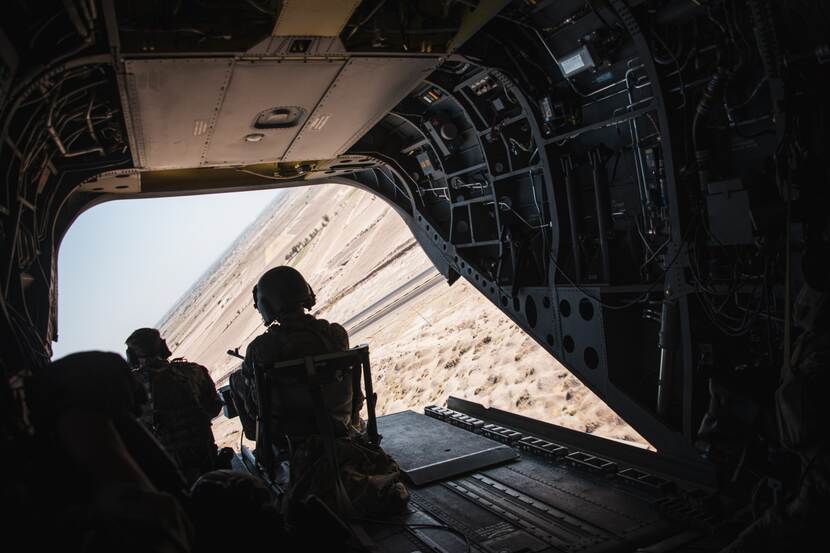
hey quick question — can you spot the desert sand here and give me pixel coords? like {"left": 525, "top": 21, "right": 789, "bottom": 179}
{"left": 159, "top": 183, "right": 648, "bottom": 451}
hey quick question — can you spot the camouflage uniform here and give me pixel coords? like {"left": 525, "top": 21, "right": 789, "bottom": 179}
{"left": 229, "top": 312, "right": 349, "bottom": 441}
{"left": 135, "top": 358, "right": 222, "bottom": 484}
{"left": 722, "top": 285, "right": 830, "bottom": 551}
{"left": 229, "top": 267, "right": 407, "bottom": 517}
{"left": 16, "top": 351, "right": 195, "bottom": 553}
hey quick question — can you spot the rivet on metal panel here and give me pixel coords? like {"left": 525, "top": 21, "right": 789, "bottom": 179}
{"left": 199, "top": 60, "right": 235, "bottom": 165}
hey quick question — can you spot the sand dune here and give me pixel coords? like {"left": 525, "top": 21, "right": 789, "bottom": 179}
{"left": 159, "top": 183, "right": 648, "bottom": 450}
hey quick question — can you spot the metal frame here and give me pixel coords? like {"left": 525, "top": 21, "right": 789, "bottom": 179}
{"left": 253, "top": 344, "right": 379, "bottom": 479}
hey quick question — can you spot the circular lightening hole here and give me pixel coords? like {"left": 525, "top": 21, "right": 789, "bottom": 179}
{"left": 584, "top": 347, "right": 599, "bottom": 369}
{"left": 525, "top": 296, "right": 538, "bottom": 328}
{"left": 579, "top": 298, "right": 594, "bottom": 321}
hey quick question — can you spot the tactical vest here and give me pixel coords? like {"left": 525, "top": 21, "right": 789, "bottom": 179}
{"left": 134, "top": 360, "right": 216, "bottom": 470}
{"left": 244, "top": 315, "right": 354, "bottom": 438}
{"left": 265, "top": 317, "right": 346, "bottom": 358}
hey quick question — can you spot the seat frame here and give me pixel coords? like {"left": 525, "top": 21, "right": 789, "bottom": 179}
{"left": 252, "top": 344, "right": 379, "bottom": 480}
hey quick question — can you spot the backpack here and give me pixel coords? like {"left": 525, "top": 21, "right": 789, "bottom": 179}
{"left": 251, "top": 318, "right": 409, "bottom": 519}
{"left": 136, "top": 361, "right": 215, "bottom": 459}
{"left": 284, "top": 433, "right": 410, "bottom": 523}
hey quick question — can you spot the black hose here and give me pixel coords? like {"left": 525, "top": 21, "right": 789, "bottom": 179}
{"left": 693, "top": 69, "right": 727, "bottom": 190}
{"left": 748, "top": 0, "right": 782, "bottom": 80}
{"left": 748, "top": 0, "right": 787, "bottom": 144}
{"left": 346, "top": 0, "right": 387, "bottom": 41}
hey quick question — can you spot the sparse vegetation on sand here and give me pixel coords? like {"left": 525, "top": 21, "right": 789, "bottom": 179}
{"left": 160, "top": 184, "right": 648, "bottom": 451}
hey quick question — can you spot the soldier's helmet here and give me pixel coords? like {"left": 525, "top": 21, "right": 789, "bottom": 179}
{"left": 125, "top": 327, "right": 172, "bottom": 366}
{"left": 252, "top": 266, "right": 316, "bottom": 325}
{"left": 191, "top": 469, "right": 271, "bottom": 508}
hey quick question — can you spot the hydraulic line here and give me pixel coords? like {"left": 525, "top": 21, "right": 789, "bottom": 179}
{"left": 692, "top": 69, "right": 727, "bottom": 190}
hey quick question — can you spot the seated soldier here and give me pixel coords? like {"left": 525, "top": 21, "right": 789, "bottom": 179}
{"left": 126, "top": 328, "right": 222, "bottom": 484}
{"left": 12, "top": 351, "right": 195, "bottom": 553}
{"left": 228, "top": 266, "right": 408, "bottom": 519}
{"left": 229, "top": 265, "right": 350, "bottom": 443}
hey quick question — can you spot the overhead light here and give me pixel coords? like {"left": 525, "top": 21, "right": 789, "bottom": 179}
{"left": 244, "top": 133, "right": 265, "bottom": 143}
{"left": 557, "top": 45, "right": 595, "bottom": 78}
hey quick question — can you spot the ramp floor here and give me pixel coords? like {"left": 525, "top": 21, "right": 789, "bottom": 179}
{"left": 360, "top": 405, "right": 725, "bottom": 552}
{"left": 378, "top": 410, "right": 519, "bottom": 485}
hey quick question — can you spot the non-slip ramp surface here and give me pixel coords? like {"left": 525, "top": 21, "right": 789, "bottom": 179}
{"left": 377, "top": 410, "right": 519, "bottom": 485}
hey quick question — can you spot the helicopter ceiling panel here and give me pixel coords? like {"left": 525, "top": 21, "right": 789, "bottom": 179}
{"left": 202, "top": 59, "right": 345, "bottom": 165}
{"left": 283, "top": 56, "right": 439, "bottom": 162}
{"left": 124, "top": 58, "right": 234, "bottom": 170}
{"left": 122, "top": 54, "right": 440, "bottom": 169}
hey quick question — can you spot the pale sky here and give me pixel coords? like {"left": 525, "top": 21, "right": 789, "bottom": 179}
{"left": 52, "top": 189, "right": 281, "bottom": 359}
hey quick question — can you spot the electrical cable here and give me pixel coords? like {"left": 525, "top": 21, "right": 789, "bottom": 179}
{"left": 528, "top": 169, "right": 549, "bottom": 275}
{"left": 375, "top": 167, "right": 412, "bottom": 201}
{"left": 1, "top": 54, "right": 111, "bottom": 150}
{"left": 235, "top": 168, "right": 308, "bottom": 181}
{"left": 4, "top": 71, "right": 108, "bottom": 235}
{"left": 685, "top": 213, "right": 771, "bottom": 337}
{"left": 548, "top": 212, "right": 698, "bottom": 310}
{"left": 493, "top": 201, "right": 549, "bottom": 231}
{"left": 346, "top": 0, "right": 388, "bottom": 40}
{"left": 586, "top": 0, "right": 616, "bottom": 30}
{"left": 29, "top": 12, "right": 63, "bottom": 48}
{"left": 650, "top": 28, "right": 687, "bottom": 110}
{"left": 640, "top": 236, "right": 672, "bottom": 275}
{"left": 781, "top": 155, "right": 792, "bottom": 378}
{"left": 0, "top": 50, "right": 129, "bottom": 360}
{"left": 390, "top": 111, "right": 425, "bottom": 121}
{"left": 244, "top": 0, "right": 273, "bottom": 16}
{"left": 528, "top": 27, "right": 594, "bottom": 99}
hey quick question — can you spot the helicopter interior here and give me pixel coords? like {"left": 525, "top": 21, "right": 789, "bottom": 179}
{"left": 2, "top": 1, "right": 829, "bottom": 551}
